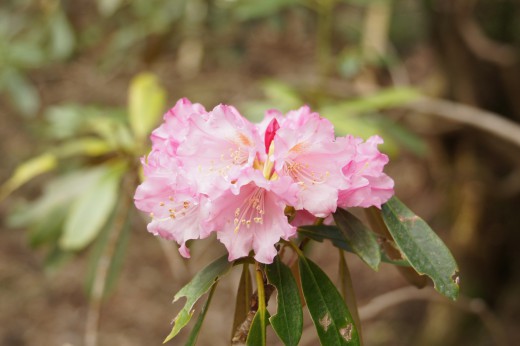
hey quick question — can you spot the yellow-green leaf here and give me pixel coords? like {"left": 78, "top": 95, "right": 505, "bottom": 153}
{"left": 128, "top": 72, "right": 166, "bottom": 141}
{"left": 59, "top": 164, "right": 125, "bottom": 250}
{"left": 0, "top": 153, "right": 57, "bottom": 201}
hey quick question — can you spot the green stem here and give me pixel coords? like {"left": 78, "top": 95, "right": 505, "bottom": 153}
{"left": 255, "top": 262, "right": 267, "bottom": 346}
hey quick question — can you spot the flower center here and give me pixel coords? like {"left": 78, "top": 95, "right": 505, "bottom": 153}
{"left": 283, "top": 159, "right": 329, "bottom": 188}
{"left": 150, "top": 196, "right": 197, "bottom": 221}
{"left": 234, "top": 188, "right": 265, "bottom": 233}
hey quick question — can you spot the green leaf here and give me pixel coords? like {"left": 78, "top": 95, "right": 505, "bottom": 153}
{"left": 233, "top": 0, "right": 300, "bottom": 21}
{"left": 261, "top": 80, "right": 303, "bottom": 111}
{"left": 48, "top": 9, "right": 75, "bottom": 60}
{"left": 321, "top": 87, "right": 421, "bottom": 115}
{"left": 299, "top": 225, "right": 353, "bottom": 251}
{"left": 266, "top": 256, "right": 303, "bottom": 346}
{"left": 185, "top": 282, "right": 219, "bottom": 346}
{"left": 381, "top": 197, "right": 459, "bottom": 300}
{"left": 298, "top": 225, "right": 411, "bottom": 268}
{"left": 338, "top": 250, "right": 363, "bottom": 345}
{"left": 85, "top": 213, "right": 131, "bottom": 298}
{"left": 96, "top": 0, "right": 125, "bottom": 17}
{"left": 164, "top": 255, "right": 232, "bottom": 343}
{"left": 375, "top": 116, "right": 427, "bottom": 156}
{"left": 325, "top": 116, "right": 400, "bottom": 157}
{"left": 333, "top": 209, "right": 381, "bottom": 271}
{"left": 299, "top": 256, "right": 360, "bottom": 345}
{"left": 128, "top": 72, "right": 166, "bottom": 141}
{"left": 53, "top": 138, "right": 113, "bottom": 158}
{"left": 246, "top": 310, "right": 271, "bottom": 346}
{"left": 232, "top": 263, "right": 253, "bottom": 339}
{"left": 59, "top": 163, "right": 125, "bottom": 250}
{"left": 7, "top": 167, "right": 107, "bottom": 228}
{"left": 0, "top": 68, "right": 40, "bottom": 117}
{"left": 28, "top": 207, "right": 66, "bottom": 248}
{"left": 43, "top": 245, "right": 73, "bottom": 271}
{"left": 0, "top": 153, "right": 57, "bottom": 201}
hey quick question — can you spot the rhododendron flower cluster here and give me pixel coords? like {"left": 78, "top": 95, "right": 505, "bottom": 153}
{"left": 134, "top": 98, "right": 394, "bottom": 264}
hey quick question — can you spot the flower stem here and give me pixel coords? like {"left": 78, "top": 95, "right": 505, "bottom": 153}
{"left": 255, "top": 261, "right": 267, "bottom": 345}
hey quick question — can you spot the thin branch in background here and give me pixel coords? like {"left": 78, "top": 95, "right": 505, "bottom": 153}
{"left": 361, "top": 0, "right": 391, "bottom": 59}
{"left": 84, "top": 184, "right": 132, "bottom": 346}
{"left": 455, "top": 1, "right": 517, "bottom": 67}
{"left": 359, "top": 286, "right": 508, "bottom": 346}
{"left": 406, "top": 97, "right": 520, "bottom": 148}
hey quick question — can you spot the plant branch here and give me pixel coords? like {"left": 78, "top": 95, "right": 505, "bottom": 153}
{"left": 359, "top": 286, "right": 508, "bottom": 346}
{"left": 84, "top": 179, "right": 132, "bottom": 346}
{"left": 231, "top": 265, "right": 275, "bottom": 345}
{"left": 406, "top": 96, "right": 520, "bottom": 148}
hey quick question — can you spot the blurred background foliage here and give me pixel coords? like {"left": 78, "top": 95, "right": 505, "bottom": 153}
{"left": 1, "top": 0, "right": 519, "bottom": 345}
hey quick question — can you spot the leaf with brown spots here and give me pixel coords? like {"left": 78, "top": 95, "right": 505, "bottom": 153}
{"left": 382, "top": 197, "right": 460, "bottom": 300}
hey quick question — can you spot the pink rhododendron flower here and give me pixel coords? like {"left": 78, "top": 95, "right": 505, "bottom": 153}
{"left": 337, "top": 135, "right": 394, "bottom": 208}
{"left": 272, "top": 106, "right": 349, "bottom": 217}
{"left": 206, "top": 169, "right": 299, "bottom": 263}
{"left": 134, "top": 98, "right": 394, "bottom": 264}
{"left": 134, "top": 172, "right": 210, "bottom": 258}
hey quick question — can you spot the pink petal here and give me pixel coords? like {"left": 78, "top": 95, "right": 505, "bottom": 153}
{"left": 206, "top": 170, "right": 297, "bottom": 264}
{"left": 177, "top": 104, "right": 262, "bottom": 195}
{"left": 338, "top": 135, "right": 395, "bottom": 209}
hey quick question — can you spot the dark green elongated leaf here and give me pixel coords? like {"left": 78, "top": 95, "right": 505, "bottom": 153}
{"left": 232, "top": 263, "right": 253, "bottom": 339}
{"left": 59, "top": 163, "right": 125, "bottom": 250}
{"left": 299, "top": 256, "right": 360, "bottom": 345}
{"left": 381, "top": 197, "right": 459, "bottom": 300}
{"left": 164, "top": 255, "right": 232, "bottom": 343}
{"left": 246, "top": 310, "right": 271, "bottom": 346}
{"left": 334, "top": 209, "right": 381, "bottom": 271}
{"left": 266, "top": 256, "right": 303, "bottom": 346}
{"left": 298, "top": 225, "right": 411, "bottom": 267}
{"left": 299, "top": 225, "right": 352, "bottom": 251}
{"left": 185, "top": 282, "right": 219, "bottom": 346}
{"left": 338, "top": 250, "right": 363, "bottom": 345}
{"left": 364, "top": 207, "right": 427, "bottom": 288}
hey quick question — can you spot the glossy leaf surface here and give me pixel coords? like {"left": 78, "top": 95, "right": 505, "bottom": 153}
{"left": 299, "top": 256, "right": 360, "bottom": 345}
{"left": 164, "top": 255, "right": 232, "bottom": 343}
{"left": 334, "top": 208, "right": 381, "bottom": 271}
{"left": 266, "top": 256, "right": 303, "bottom": 346}
{"left": 382, "top": 197, "right": 459, "bottom": 300}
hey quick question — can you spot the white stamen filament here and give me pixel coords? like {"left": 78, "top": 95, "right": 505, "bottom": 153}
{"left": 283, "top": 159, "right": 329, "bottom": 188}
{"left": 150, "top": 198, "right": 196, "bottom": 222}
{"left": 234, "top": 188, "right": 265, "bottom": 233}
